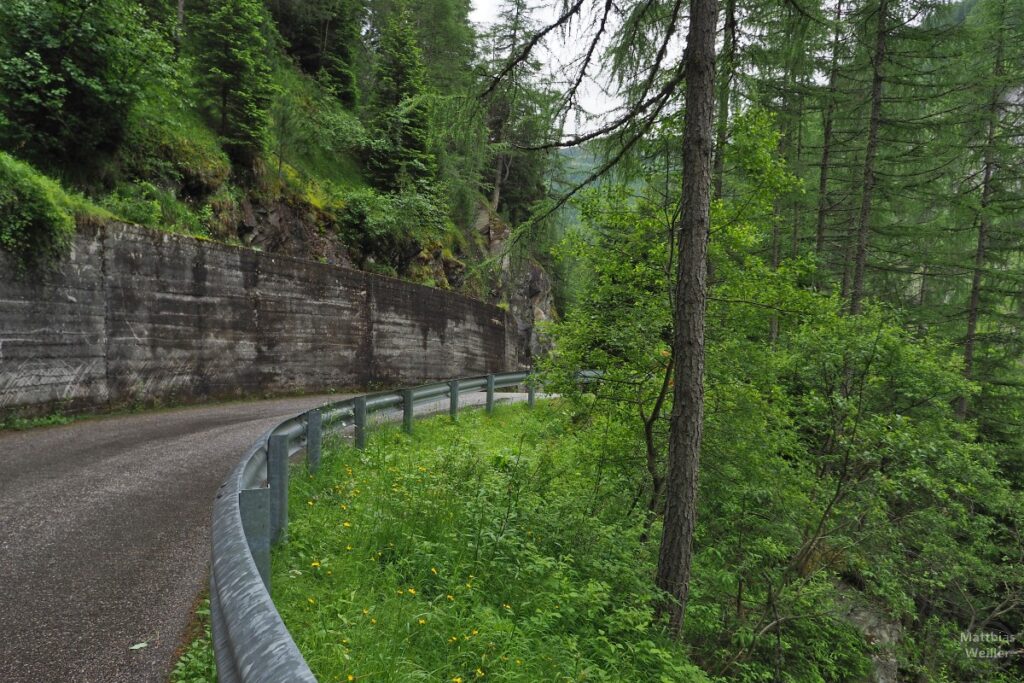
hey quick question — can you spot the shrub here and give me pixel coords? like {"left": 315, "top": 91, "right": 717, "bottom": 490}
{"left": 0, "top": 153, "right": 76, "bottom": 273}
{"left": 121, "top": 107, "right": 231, "bottom": 197}
{"left": 0, "top": 0, "right": 162, "bottom": 168}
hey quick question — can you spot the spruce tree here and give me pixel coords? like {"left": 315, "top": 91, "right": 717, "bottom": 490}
{"left": 367, "top": 5, "right": 435, "bottom": 191}
{"left": 269, "top": 0, "right": 362, "bottom": 108}
{"left": 194, "top": 0, "right": 273, "bottom": 166}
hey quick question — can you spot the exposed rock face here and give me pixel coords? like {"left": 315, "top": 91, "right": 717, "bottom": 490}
{"left": 407, "top": 243, "right": 466, "bottom": 290}
{"left": 472, "top": 200, "right": 556, "bottom": 365}
{"left": 234, "top": 196, "right": 352, "bottom": 268}
{"left": 507, "top": 259, "right": 556, "bottom": 363}
{"left": 473, "top": 201, "right": 510, "bottom": 258}
{"left": 837, "top": 584, "right": 902, "bottom": 683}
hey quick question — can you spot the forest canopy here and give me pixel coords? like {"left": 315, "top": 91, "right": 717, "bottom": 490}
{"left": 2, "top": 0, "right": 1023, "bottom": 680}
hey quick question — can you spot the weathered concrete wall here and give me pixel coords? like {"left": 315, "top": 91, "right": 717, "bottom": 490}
{"left": 0, "top": 223, "right": 520, "bottom": 417}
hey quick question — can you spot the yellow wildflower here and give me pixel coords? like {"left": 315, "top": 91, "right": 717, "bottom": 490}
{"left": 475, "top": 668, "right": 485, "bottom": 678}
{"left": 343, "top": 521, "right": 352, "bottom": 528}
{"left": 446, "top": 594, "right": 455, "bottom": 601}
{"left": 370, "top": 618, "right": 377, "bottom": 625}
{"left": 407, "top": 587, "right": 416, "bottom": 595}
{"left": 431, "top": 567, "right": 438, "bottom": 575}
{"left": 311, "top": 561, "right": 320, "bottom": 568}
{"left": 418, "top": 618, "right": 426, "bottom": 625}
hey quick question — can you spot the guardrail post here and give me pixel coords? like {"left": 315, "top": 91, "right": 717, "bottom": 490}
{"left": 449, "top": 380, "right": 459, "bottom": 420}
{"left": 354, "top": 396, "right": 367, "bottom": 449}
{"left": 306, "top": 410, "right": 322, "bottom": 473}
{"left": 402, "top": 389, "right": 414, "bottom": 434}
{"left": 528, "top": 380, "right": 536, "bottom": 408}
{"left": 268, "top": 434, "right": 289, "bottom": 545}
{"left": 486, "top": 374, "right": 495, "bottom": 414}
{"left": 239, "top": 488, "right": 271, "bottom": 589}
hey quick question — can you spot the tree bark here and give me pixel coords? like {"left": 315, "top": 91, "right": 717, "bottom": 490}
{"left": 655, "top": 0, "right": 717, "bottom": 637}
{"left": 490, "top": 154, "right": 505, "bottom": 212}
{"left": 814, "top": 0, "right": 844, "bottom": 259}
{"left": 957, "top": 4, "right": 1004, "bottom": 419}
{"left": 849, "top": 0, "right": 888, "bottom": 315}
{"left": 712, "top": 0, "right": 736, "bottom": 201}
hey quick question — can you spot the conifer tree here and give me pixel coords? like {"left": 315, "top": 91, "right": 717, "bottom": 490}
{"left": 194, "top": 0, "right": 274, "bottom": 166}
{"left": 269, "top": 0, "right": 363, "bottom": 108}
{"left": 367, "top": 5, "right": 435, "bottom": 191}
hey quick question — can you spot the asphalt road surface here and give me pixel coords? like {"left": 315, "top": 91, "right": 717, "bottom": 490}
{"left": 0, "top": 394, "right": 346, "bottom": 683}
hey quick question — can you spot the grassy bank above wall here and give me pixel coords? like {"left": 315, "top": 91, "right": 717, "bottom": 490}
{"left": 271, "top": 404, "right": 708, "bottom": 683}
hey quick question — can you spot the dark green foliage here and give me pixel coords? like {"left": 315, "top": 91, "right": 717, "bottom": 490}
{"left": 192, "top": 0, "right": 274, "bottom": 166}
{"left": 542, "top": 111, "right": 1024, "bottom": 678}
{"left": 405, "top": 0, "right": 476, "bottom": 92}
{"left": 0, "top": 0, "right": 158, "bottom": 169}
{"left": 120, "top": 104, "right": 232, "bottom": 197}
{"left": 335, "top": 186, "right": 449, "bottom": 270}
{"left": 0, "top": 153, "right": 76, "bottom": 273}
{"left": 268, "top": 0, "right": 363, "bottom": 107}
{"left": 367, "top": 6, "right": 436, "bottom": 191}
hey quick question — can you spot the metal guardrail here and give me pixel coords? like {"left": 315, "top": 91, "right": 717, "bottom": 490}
{"left": 210, "top": 371, "right": 533, "bottom": 683}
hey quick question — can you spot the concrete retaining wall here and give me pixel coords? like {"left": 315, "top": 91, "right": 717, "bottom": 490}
{"left": 0, "top": 223, "right": 520, "bottom": 417}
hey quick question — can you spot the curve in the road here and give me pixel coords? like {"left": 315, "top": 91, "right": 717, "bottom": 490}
{"left": 0, "top": 394, "right": 346, "bottom": 683}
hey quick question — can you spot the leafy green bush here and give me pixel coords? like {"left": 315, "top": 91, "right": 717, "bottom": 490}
{"left": 100, "top": 181, "right": 212, "bottom": 237}
{"left": 0, "top": 153, "right": 76, "bottom": 273}
{"left": 336, "top": 186, "right": 451, "bottom": 270}
{"left": 0, "top": 0, "right": 163, "bottom": 167}
{"left": 121, "top": 104, "right": 231, "bottom": 197}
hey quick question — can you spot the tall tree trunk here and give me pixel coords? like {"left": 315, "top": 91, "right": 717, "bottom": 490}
{"left": 712, "top": 0, "right": 736, "bottom": 201}
{"left": 656, "top": 0, "right": 717, "bottom": 637}
{"left": 490, "top": 154, "right": 505, "bottom": 212}
{"left": 814, "top": 0, "right": 844, "bottom": 259}
{"left": 957, "top": 7, "right": 1004, "bottom": 419}
{"left": 849, "top": 0, "right": 888, "bottom": 315}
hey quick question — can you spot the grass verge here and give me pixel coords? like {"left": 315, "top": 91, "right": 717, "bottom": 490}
{"left": 271, "top": 403, "right": 707, "bottom": 683}
{"left": 169, "top": 598, "right": 215, "bottom": 683}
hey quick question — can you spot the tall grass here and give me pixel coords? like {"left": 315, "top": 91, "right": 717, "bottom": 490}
{"left": 272, "top": 404, "right": 707, "bottom": 683}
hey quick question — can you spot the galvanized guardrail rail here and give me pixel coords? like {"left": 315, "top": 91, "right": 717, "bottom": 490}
{"left": 210, "top": 372, "right": 534, "bottom": 683}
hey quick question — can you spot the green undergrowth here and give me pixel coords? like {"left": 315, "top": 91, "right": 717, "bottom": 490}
{"left": 0, "top": 152, "right": 111, "bottom": 272}
{"left": 170, "top": 598, "right": 216, "bottom": 683}
{"left": 272, "top": 403, "right": 708, "bottom": 683}
{"left": 0, "top": 411, "right": 73, "bottom": 431}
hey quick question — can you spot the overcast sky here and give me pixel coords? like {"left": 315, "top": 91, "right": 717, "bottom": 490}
{"left": 469, "top": 0, "right": 503, "bottom": 26}
{"left": 467, "top": 0, "right": 620, "bottom": 136}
